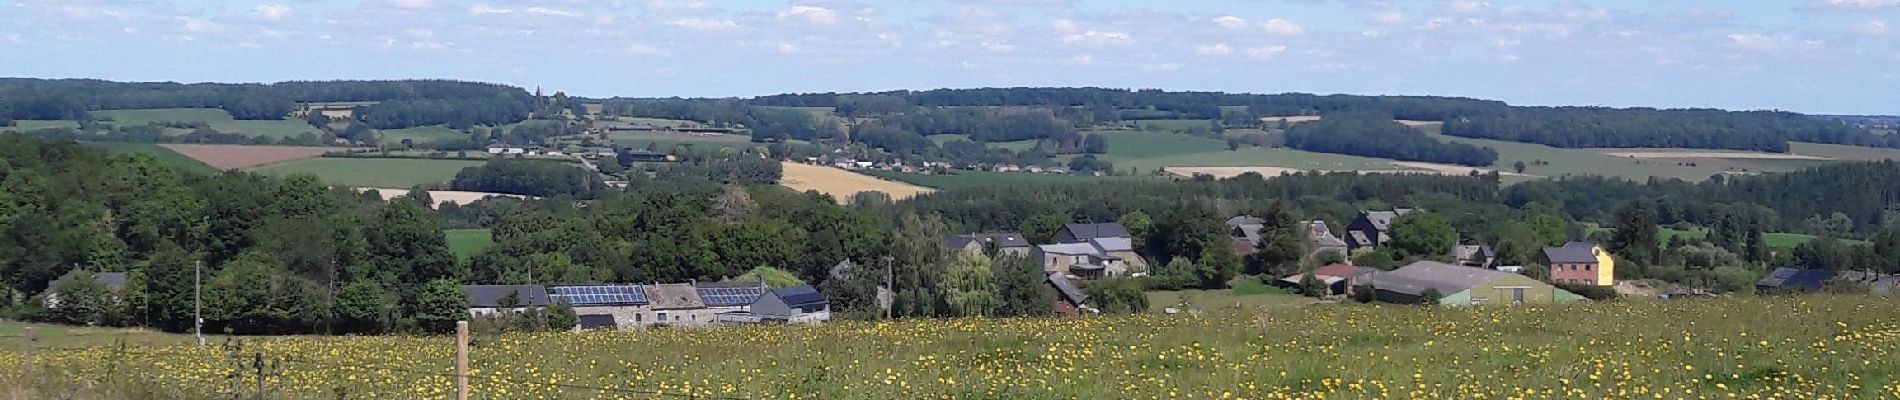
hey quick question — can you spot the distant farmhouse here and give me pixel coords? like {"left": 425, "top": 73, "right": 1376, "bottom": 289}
{"left": 1452, "top": 244, "right": 1497, "bottom": 269}
{"left": 462, "top": 282, "right": 830, "bottom": 330}
{"left": 1052, "top": 223, "right": 1131, "bottom": 244}
{"left": 1344, "top": 209, "right": 1416, "bottom": 252}
{"left": 1373, "top": 261, "right": 1582, "bottom": 306}
{"left": 41, "top": 271, "right": 129, "bottom": 309}
{"left": 1228, "top": 216, "right": 1348, "bottom": 259}
{"left": 1272, "top": 264, "right": 1376, "bottom": 297}
{"left": 1036, "top": 222, "right": 1145, "bottom": 279}
{"left": 944, "top": 233, "right": 1032, "bottom": 257}
{"left": 1537, "top": 242, "right": 1615, "bottom": 286}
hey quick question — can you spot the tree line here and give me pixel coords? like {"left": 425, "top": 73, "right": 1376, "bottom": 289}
{"left": 1283, "top": 112, "right": 1499, "bottom": 166}
{"left": 1441, "top": 108, "right": 1895, "bottom": 152}
{"left": 0, "top": 78, "right": 534, "bottom": 130}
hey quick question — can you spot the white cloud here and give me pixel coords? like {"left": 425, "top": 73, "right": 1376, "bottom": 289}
{"left": 254, "top": 4, "right": 289, "bottom": 21}
{"left": 1261, "top": 18, "right": 1304, "bottom": 36}
{"left": 776, "top": 42, "right": 800, "bottom": 54}
{"left": 781, "top": 5, "right": 838, "bottom": 25}
{"left": 1213, "top": 16, "right": 1247, "bottom": 29}
{"left": 1052, "top": 19, "right": 1081, "bottom": 34}
{"left": 1195, "top": 43, "right": 1233, "bottom": 56}
{"left": 405, "top": 28, "right": 434, "bottom": 39}
{"left": 524, "top": 7, "right": 579, "bottom": 17}
{"left": 1855, "top": 20, "right": 1889, "bottom": 36}
{"left": 1727, "top": 33, "right": 1825, "bottom": 54}
{"left": 1137, "top": 62, "right": 1182, "bottom": 71}
{"left": 645, "top": 0, "right": 711, "bottom": 13}
{"left": 622, "top": 44, "right": 670, "bottom": 57}
{"left": 668, "top": 18, "right": 739, "bottom": 33}
{"left": 181, "top": 18, "right": 219, "bottom": 33}
{"left": 386, "top": 0, "right": 436, "bottom": 10}
{"left": 1812, "top": 0, "right": 1898, "bottom": 10}
{"left": 470, "top": 4, "right": 512, "bottom": 15}
{"left": 1245, "top": 45, "right": 1288, "bottom": 60}
{"left": 1062, "top": 30, "right": 1131, "bottom": 45}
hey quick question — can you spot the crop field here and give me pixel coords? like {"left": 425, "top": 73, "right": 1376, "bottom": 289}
{"left": 356, "top": 188, "right": 534, "bottom": 209}
{"left": 446, "top": 228, "right": 495, "bottom": 260}
{"left": 1789, "top": 142, "right": 1900, "bottom": 161}
{"left": 779, "top": 162, "right": 933, "bottom": 203}
{"left": 601, "top": 131, "right": 759, "bottom": 151}
{"left": 251, "top": 158, "right": 486, "bottom": 188}
{"left": 1095, "top": 131, "right": 1405, "bottom": 175}
{"left": 6, "top": 295, "right": 1900, "bottom": 399}
{"left": 91, "top": 109, "right": 322, "bottom": 139}
{"left": 865, "top": 169, "right": 1153, "bottom": 189}
{"left": 159, "top": 144, "right": 335, "bottom": 170}
{"left": 84, "top": 142, "right": 214, "bottom": 173}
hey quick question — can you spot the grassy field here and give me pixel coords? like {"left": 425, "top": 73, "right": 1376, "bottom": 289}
{"left": 1133, "top": 119, "right": 1219, "bottom": 131}
{"left": 1583, "top": 224, "right": 1844, "bottom": 249}
{"left": 600, "top": 131, "right": 759, "bottom": 151}
{"left": 0, "top": 321, "right": 197, "bottom": 350}
{"left": 986, "top": 139, "right": 1040, "bottom": 152}
{"left": 91, "top": 109, "right": 322, "bottom": 139}
{"left": 446, "top": 228, "right": 495, "bottom": 260}
{"left": 82, "top": 142, "right": 214, "bottom": 173}
{"left": 1094, "top": 131, "right": 1402, "bottom": 174}
{"left": 7, "top": 295, "right": 1899, "bottom": 399}
{"left": 1789, "top": 142, "right": 1900, "bottom": 161}
{"left": 250, "top": 158, "right": 486, "bottom": 188}
{"left": 378, "top": 125, "right": 465, "bottom": 144}
{"left": 2, "top": 120, "right": 81, "bottom": 132}
{"left": 926, "top": 134, "right": 971, "bottom": 145}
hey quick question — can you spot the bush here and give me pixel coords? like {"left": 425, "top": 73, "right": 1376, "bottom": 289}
{"left": 1556, "top": 283, "right": 1619, "bottom": 301}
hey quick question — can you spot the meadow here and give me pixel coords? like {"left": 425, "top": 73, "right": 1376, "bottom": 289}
{"left": 377, "top": 125, "right": 465, "bottom": 144}
{"left": 90, "top": 109, "right": 322, "bottom": 139}
{"left": 250, "top": 158, "right": 487, "bottom": 188}
{"left": 82, "top": 142, "right": 214, "bottom": 173}
{"left": 446, "top": 228, "right": 495, "bottom": 260}
{"left": 5, "top": 295, "right": 1898, "bottom": 399}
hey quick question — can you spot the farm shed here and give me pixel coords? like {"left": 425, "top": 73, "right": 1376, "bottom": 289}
{"left": 1372, "top": 261, "right": 1580, "bottom": 306}
{"left": 462, "top": 285, "right": 552, "bottom": 317}
{"left": 1756, "top": 268, "right": 1836, "bottom": 292}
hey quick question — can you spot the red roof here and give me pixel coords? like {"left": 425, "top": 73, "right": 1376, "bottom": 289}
{"left": 1313, "top": 264, "right": 1371, "bottom": 278}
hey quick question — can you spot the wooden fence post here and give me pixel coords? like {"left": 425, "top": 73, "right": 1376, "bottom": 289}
{"left": 456, "top": 321, "right": 469, "bottom": 400}
{"left": 20, "top": 327, "right": 33, "bottom": 380}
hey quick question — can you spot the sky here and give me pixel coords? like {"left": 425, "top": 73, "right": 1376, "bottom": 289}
{"left": 1, "top": 0, "right": 1897, "bottom": 115}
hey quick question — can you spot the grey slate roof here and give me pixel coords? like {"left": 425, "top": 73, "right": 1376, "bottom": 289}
{"left": 1306, "top": 221, "right": 1347, "bottom": 248}
{"left": 1540, "top": 242, "right": 1599, "bottom": 264}
{"left": 1047, "top": 274, "right": 1087, "bottom": 305}
{"left": 1090, "top": 237, "right": 1134, "bottom": 252}
{"left": 1374, "top": 261, "right": 1512, "bottom": 296}
{"left": 1757, "top": 268, "right": 1835, "bottom": 290}
{"left": 1225, "top": 216, "right": 1265, "bottom": 227}
{"left": 643, "top": 283, "right": 707, "bottom": 309}
{"left": 771, "top": 285, "right": 828, "bottom": 312}
{"left": 1057, "top": 223, "right": 1131, "bottom": 242}
{"left": 462, "top": 285, "right": 552, "bottom": 308}
{"left": 48, "top": 271, "right": 130, "bottom": 292}
{"left": 944, "top": 233, "right": 1031, "bottom": 250}
{"left": 1362, "top": 209, "right": 1416, "bottom": 231}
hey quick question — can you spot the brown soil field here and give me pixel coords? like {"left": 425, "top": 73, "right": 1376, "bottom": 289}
{"left": 779, "top": 162, "right": 934, "bottom": 203}
{"left": 1163, "top": 166, "right": 1307, "bottom": 179}
{"left": 159, "top": 144, "right": 337, "bottom": 170}
{"left": 356, "top": 188, "right": 535, "bottom": 209}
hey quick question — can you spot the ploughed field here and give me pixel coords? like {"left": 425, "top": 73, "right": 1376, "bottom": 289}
{"left": 5, "top": 295, "right": 1898, "bottom": 399}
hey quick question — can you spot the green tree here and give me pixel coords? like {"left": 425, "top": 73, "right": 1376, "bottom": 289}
{"left": 1194, "top": 239, "right": 1242, "bottom": 289}
{"left": 1157, "top": 201, "right": 1224, "bottom": 264}
{"left": 1019, "top": 213, "right": 1066, "bottom": 245}
{"left": 335, "top": 280, "right": 397, "bottom": 334}
{"left": 1609, "top": 199, "right": 1661, "bottom": 267}
{"left": 992, "top": 254, "right": 1054, "bottom": 317}
{"left": 1081, "top": 278, "right": 1148, "bottom": 314}
{"left": 202, "top": 254, "right": 327, "bottom": 334}
{"left": 411, "top": 279, "right": 468, "bottom": 334}
{"left": 942, "top": 252, "right": 1000, "bottom": 317}
{"left": 1418, "top": 287, "right": 1443, "bottom": 305}
{"left": 119, "top": 269, "right": 149, "bottom": 327}
{"left": 1390, "top": 211, "right": 1456, "bottom": 260}
{"left": 1117, "top": 211, "right": 1153, "bottom": 247}
{"left": 1527, "top": 213, "right": 1568, "bottom": 247}
{"left": 365, "top": 200, "right": 460, "bottom": 290}
{"left": 40, "top": 270, "right": 111, "bottom": 326}
{"left": 1298, "top": 273, "right": 1326, "bottom": 297}
{"left": 1353, "top": 248, "right": 1399, "bottom": 270}
{"left": 890, "top": 212, "right": 951, "bottom": 318}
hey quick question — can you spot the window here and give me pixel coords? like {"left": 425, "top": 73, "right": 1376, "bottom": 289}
{"left": 1511, "top": 288, "right": 1525, "bottom": 304}
{"left": 635, "top": 313, "right": 643, "bottom": 323}
{"left": 657, "top": 312, "right": 668, "bottom": 322}
{"left": 1584, "top": 265, "right": 1592, "bottom": 271}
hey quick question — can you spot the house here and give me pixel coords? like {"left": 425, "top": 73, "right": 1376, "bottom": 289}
{"left": 1226, "top": 216, "right": 1266, "bottom": 256}
{"left": 944, "top": 233, "right": 1033, "bottom": 257}
{"left": 1756, "top": 268, "right": 1837, "bottom": 292}
{"left": 1452, "top": 245, "right": 1497, "bottom": 269}
{"left": 485, "top": 145, "right": 526, "bottom": 155}
{"left": 1305, "top": 221, "right": 1350, "bottom": 258}
{"left": 744, "top": 285, "right": 831, "bottom": 324}
{"left": 1047, "top": 274, "right": 1091, "bottom": 317}
{"left": 462, "top": 285, "right": 553, "bottom": 317}
{"left": 644, "top": 283, "right": 715, "bottom": 326}
{"left": 1272, "top": 264, "right": 1375, "bottom": 297}
{"left": 546, "top": 284, "right": 648, "bottom": 329}
{"left": 696, "top": 282, "right": 767, "bottom": 314}
{"left": 1372, "top": 261, "right": 1582, "bottom": 306}
{"left": 43, "top": 271, "right": 129, "bottom": 309}
{"left": 1034, "top": 242, "right": 1127, "bottom": 279}
{"left": 1537, "top": 242, "right": 1615, "bottom": 286}
{"left": 1052, "top": 222, "right": 1132, "bottom": 244}
{"left": 1344, "top": 209, "right": 1416, "bottom": 252}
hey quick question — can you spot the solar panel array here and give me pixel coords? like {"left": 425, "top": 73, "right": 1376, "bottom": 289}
{"left": 549, "top": 285, "right": 648, "bottom": 306}
{"left": 697, "top": 286, "right": 765, "bottom": 306}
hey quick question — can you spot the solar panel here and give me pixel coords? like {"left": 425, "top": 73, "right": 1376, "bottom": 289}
{"left": 696, "top": 286, "right": 765, "bottom": 306}
{"left": 547, "top": 285, "right": 648, "bottom": 306}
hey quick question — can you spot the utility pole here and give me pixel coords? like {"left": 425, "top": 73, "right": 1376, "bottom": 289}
{"left": 195, "top": 260, "right": 204, "bottom": 347}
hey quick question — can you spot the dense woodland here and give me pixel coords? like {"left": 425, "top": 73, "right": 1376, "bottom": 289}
{"left": 0, "top": 79, "right": 533, "bottom": 129}
{"left": 1283, "top": 113, "right": 1499, "bottom": 166}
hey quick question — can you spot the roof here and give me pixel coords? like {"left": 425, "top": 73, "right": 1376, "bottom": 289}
{"left": 95, "top": 272, "right": 128, "bottom": 290}
{"left": 643, "top": 283, "right": 706, "bottom": 309}
{"left": 1232, "top": 223, "right": 1265, "bottom": 244}
{"left": 1757, "top": 268, "right": 1836, "bottom": 290}
{"left": 1047, "top": 274, "right": 1087, "bottom": 305}
{"left": 1540, "top": 242, "right": 1599, "bottom": 264}
{"left": 1312, "top": 264, "right": 1374, "bottom": 279}
{"left": 1058, "top": 223, "right": 1131, "bottom": 242}
{"left": 1306, "top": 221, "right": 1347, "bottom": 248}
{"left": 827, "top": 259, "right": 857, "bottom": 280}
{"left": 1225, "top": 216, "right": 1265, "bottom": 227}
{"left": 549, "top": 285, "right": 649, "bottom": 306}
{"left": 1454, "top": 245, "right": 1496, "bottom": 260}
{"left": 1038, "top": 242, "right": 1103, "bottom": 255}
{"left": 462, "top": 285, "right": 552, "bottom": 308}
{"left": 944, "top": 233, "right": 1031, "bottom": 249}
{"left": 771, "top": 285, "right": 828, "bottom": 310}
{"left": 1089, "top": 237, "right": 1134, "bottom": 252}
{"left": 1279, "top": 275, "right": 1346, "bottom": 286}
{"left": 1361, "top": 209, "right": 1416, "bottom": 231}
{"left": 695, "top": 284, "right": 766, "bottom": 307}
{"left": 1375, "top": 261, "right": 1514, "bottom": 296}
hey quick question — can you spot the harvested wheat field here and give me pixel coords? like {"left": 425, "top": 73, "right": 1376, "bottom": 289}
{"left": 1388, "top": 161, "right": 1539, "bottom": 177}
{"left": 1256, "top": 116, "right": 1440, "bottom": 127}
{"left": 780, "top": 162, "right": 933, "bottom": 203}
{"left": 158, "top": 144, "right": 336, "bottom": 170}
{"left": 356, "top": 188, "right": 535, "bottom": 209}
{"left": 1600, "top": 151, "right": 1833, "bottom": 160}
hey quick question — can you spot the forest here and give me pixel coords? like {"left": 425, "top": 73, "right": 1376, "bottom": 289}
{"left": 1440, "top": 108, "right": 1894, "bottom": 152}
{"left": 1283, "top": 113, "right": 1499, "bottom": 166}
{"left": 0, "top": 79, "right": 534, "bottom": 130}
{"left": 449, "top": 159, "right": 603, "bottom": 198}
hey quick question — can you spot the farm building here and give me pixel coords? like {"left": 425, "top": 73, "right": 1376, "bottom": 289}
{"left": 1034, "top": 237, "right": 1144, "bottom": 279}
{"left": 1047, "top": 274, "right": 1091, "bottom": 317}
{"left": 1227, "top": 217, "right": 1347, "bottom": 259}
{"left": 1272, "top": 264, "right": 1376, "bottom": 297}
{"left": 945, "top": 233, "right": 1032, "bottom": 257}
{"left": 462, "top": 285, "right": 553, "bottom": 317}
{"left": 1452, "top": 245, "right": 1497, "bottom": 269}
{"left": 42, "top": 271, "right": 129, "bottom": 309}
{"left": 621, "top": 149, "right": 672, "bottom": 162}
{"left": 1305, "top": 221, "right": 1349, "bottom": 258}
{"left": 1537, "top": 242, "right": 1615, "bottom": 286}
{"left": 1052, "top": 223, "right": 1131, "bottom": 244}
{"left": 749, "top": 285, "right": 832, "bottom": 324}
{"left": 1344, "top": 209, "right": 1416, "bottom": 252}
{"left": 1756, "top": 268, "right": 1837, "bottom": 292}
{"left": 1372, "top": 261, "right": 1582, "bottom": 306}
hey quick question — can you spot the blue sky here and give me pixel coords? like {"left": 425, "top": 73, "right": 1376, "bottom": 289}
{"left": 2, "top": 0, "right": 1896, "bottom": 114}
